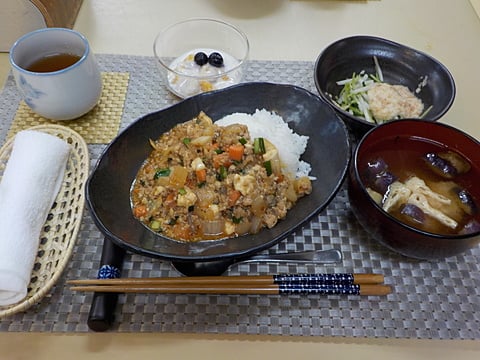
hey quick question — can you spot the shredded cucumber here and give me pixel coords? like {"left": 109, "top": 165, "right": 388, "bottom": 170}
{"left": 332, "top": 56, "right": 383, "bottom": 124}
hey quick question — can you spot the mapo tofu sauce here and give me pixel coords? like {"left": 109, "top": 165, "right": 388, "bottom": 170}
{"left": 130, "top": 112, "right": 312, "bottom": 242}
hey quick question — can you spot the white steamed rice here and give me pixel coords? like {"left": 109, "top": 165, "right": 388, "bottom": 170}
{"left": 216, "top": 109, "right": 311, "bottom": 178}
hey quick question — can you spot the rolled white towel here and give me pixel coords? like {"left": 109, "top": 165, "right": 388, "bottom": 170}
{"left": 0, "top": 130, "right": 70, "bottom": 306}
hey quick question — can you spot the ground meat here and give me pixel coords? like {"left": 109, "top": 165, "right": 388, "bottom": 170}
{"left": 130, "top": 111, "right": 312, "bottom": 242}
{"left": 367, "top": 82, "right": 424, "bottom": 122}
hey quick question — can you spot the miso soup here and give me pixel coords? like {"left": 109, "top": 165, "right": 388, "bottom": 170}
{"left": 360, "top": 135, "right": 480, "bottom": 235}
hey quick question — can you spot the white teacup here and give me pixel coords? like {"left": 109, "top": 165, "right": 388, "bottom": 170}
{"left": 9, "top": 28, "right": 102, "bottom": 120}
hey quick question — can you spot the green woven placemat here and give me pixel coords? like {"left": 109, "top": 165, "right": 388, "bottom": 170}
{"left": 7, "top": 72, "right": 129, "bottom": 144}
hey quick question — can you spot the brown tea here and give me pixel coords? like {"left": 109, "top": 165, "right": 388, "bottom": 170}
{"left": 25, "top": 53, "right": 81, "bottom": 73}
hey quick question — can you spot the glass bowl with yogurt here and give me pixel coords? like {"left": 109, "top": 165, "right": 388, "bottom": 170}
{"left": 154, "top": 18, "right": 249, "bottom": 98}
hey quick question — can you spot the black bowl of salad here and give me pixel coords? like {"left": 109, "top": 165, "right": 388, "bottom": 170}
{"left": 314, "top": 35, "right": 456, "bottom": 141}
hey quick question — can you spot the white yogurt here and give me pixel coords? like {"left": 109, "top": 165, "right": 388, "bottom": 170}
{"left": 166, "top": 48, "right": 243, "bottom": 98}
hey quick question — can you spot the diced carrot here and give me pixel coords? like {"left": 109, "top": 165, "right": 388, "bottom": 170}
{"left": 228, "top": 144, "right": 245, "bottom": 161}
{"left": 164, "top": 192, "right": 176, "bottom": 207}
{"left": 213, "top": 154, "right": 221, "bottom": 169}
{"left": 133, "top": 204, "right": 147, "bottom": 218}
{"left": 213, "top": 152, "right": 231, "bottom": 169}
{"left": 196, "top": 168, "right": 207, "bottom": 183}
{"left": 228, "top": 189, "right": 242, "bottom": 207}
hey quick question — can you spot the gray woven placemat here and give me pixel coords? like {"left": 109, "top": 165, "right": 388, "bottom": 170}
{"left": 0, "top": 54, "right": 479, "bottom": 338}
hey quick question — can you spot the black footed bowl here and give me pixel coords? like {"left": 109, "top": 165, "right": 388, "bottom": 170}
{"left": 314, "top": 35, "right": 456, "bottom": 141}
{"left": 86, "top": 82, "right": 351, "bottom": 275}
{"left": 348, "top": 119, "right": 480, "bottom": 260}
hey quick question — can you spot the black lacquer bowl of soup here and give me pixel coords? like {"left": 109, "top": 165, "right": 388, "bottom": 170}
{"left": 86, "top": 82, "right": 351, "bottom": 275}
{"left": 348, "top": 119, "right": 480, "bottom": 259}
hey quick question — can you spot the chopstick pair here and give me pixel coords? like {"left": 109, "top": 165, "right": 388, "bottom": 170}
{"left": 68, "top": 273, "right": 391, "bottom": 296}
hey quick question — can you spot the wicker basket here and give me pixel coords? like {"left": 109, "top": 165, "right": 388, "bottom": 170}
{"left": 0, "top": 125, "right": 89, "bottom": 318}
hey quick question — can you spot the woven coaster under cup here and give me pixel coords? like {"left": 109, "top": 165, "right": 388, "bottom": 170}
{"left": 7, "top": 72, "right": 130, "bottom": 144}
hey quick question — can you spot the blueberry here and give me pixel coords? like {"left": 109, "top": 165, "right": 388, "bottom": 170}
{"left": 194, "top": 52, "right": 208, "bottom": 66}
{"left": 208, "top": 52, "right": 224, "bottom": 67}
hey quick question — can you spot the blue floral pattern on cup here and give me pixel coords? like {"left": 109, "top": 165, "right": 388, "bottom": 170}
{"left": 19, "top": 75, "right": 45, "bottom": 110}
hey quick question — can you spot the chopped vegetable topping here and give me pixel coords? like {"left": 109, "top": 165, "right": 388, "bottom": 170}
{"left": 232, "top": 216, "right": 243, "bottom": 224}
{"left": 228, "top": 144, "right": 245, "bottom": 161}
{"left": 263, "top": 160, "right": 273, "bottom": 176}
{"left": 253, "top": 137, "right": 266, "bottom": 154}
{"left": 217, "top": 165, "right": 228, "bottom": 180}
{"left": 149, "top": 220, "right": 162, "bottom": 231}
{"left": 334, "top": 64, "right": 381, "bottom": 123}
{"left": 228, "top": 189, "right": 242, "bottom": 207}
{"left": 154, "top": 168, "right": 171, "bottom": 179}
{"left": 133, "top": 204, "right": 147, "bottom": 218}
{"left": 195, "top": 168, "right": 207, "bottom": 183}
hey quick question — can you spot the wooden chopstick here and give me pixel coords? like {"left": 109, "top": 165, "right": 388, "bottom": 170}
{"left": 69, "top": 283, "right": 391, "bottom": 296}
{"left": 67, "top": 273, "right": 391, "bottom": 296}
{"left": 67, "top": 273, "right": 384, "bottom": 286}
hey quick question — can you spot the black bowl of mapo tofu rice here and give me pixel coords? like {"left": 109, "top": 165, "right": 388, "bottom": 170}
{"left": 86, "top": 82, "right": 351, "bottom": 275}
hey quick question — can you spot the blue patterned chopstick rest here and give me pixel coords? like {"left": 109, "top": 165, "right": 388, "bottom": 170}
{"left": 97, "top": 264, "right": 121, "bottom": 279}
{"left": 273, "top": 273, "right": 355, "bottom": 285}
{"left": 278, "top": 283, "right": 360, "bottom": 295}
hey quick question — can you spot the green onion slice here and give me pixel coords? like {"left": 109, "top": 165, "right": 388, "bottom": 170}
{"left": 263, "top": 160, "right": 273, "bottom": 176}
{"left": 217, "top": 165, "right": 228, "bottom": 180}
{"left": 154, "top": 168, "right": 171, "bottom": 179}
{"left": 254, "top": 138, "right": 266, "bottom": 154}
{"left": 232, "top": 216, "right": 243, "bottom": 224}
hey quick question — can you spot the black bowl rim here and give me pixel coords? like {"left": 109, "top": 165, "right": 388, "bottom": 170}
{"left": 86, "top": 81, "right": 351, "bottom": 262}
{"left": 314, "top": 35, "right": 457, "bottom": 127}
{"left": 353, "top": 118, "right": 480, "bottom": 240}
